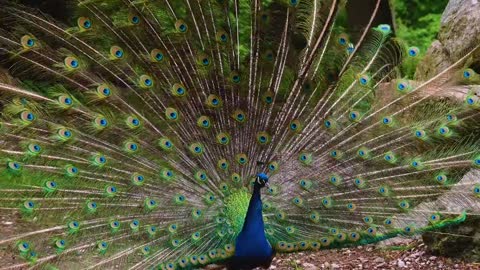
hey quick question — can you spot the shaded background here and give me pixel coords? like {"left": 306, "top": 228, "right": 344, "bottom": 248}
{"left": 18, "top": 0, "right": 449, "bottom": 52}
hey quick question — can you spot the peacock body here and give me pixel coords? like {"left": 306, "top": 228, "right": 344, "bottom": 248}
{"left": 0, "top": 0, "right": 480, "bottom": 269}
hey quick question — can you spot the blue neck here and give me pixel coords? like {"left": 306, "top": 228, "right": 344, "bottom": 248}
{"left": 233, "top": 185, "right": 273, "bottom": 260}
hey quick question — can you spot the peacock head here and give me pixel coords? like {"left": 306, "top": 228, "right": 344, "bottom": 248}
{"left": 254, "top": 173, "right": 269, "bottom": 189}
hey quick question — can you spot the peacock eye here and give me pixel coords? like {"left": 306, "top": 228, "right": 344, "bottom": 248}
{"left": 131, "top": 16, "right": 140, "bottom": 24}
{"left": 7, "top": 161, "right": 21, "bottom": 171}
{"left": 408, "top": 47, "right": 419, "bottom": 57}
{"left": 175, "top": 20, "right": 188, "bottom": 32}
{"left": 28, "top": 143, "right": 41, "bottom": 153}
{"left": 78, "top": 17, "right": 92, "bottom": 30}
{"left": 20, "top": 111, "right": 35, "bottom": 122}
{"left": 70, "top": 60, "right": 79, "bottom": 68}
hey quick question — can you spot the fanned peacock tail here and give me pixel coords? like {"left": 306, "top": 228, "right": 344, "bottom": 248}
{"left": 1, "top": 0, "right": 480, "bottom": 269}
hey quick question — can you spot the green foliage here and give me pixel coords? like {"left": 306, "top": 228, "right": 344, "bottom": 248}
{"left": 391, "top": 0, "right": 449, "bottom": 77}
{"left": 392, "top": 0, "right": 448, "bottom": 51}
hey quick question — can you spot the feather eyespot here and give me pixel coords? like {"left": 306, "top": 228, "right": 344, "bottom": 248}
{"left": 124, "top": 141, "right": 139, "bottom": 153}
{"left": 139, "top": 75, "right": 154, "bottom": 88}
{"left": 68, "top": 221, "right": 80, "bottom": 231}
{"left": 55, "top": 239, "right": 66, "bottom": 249}
{"left": 175, "top": 20, "right": 188, "bottom": 32}
{"left": 232, "top": 109, "right": 246, "bottom": 122}
{"left": 21, "top": 35, "right": 37, "bottom": 49}
{"left": 256, "top": 132, "right": 271, "bottom": 145}
{"left": 165, "top": 108, "right": 179, "bottom": 121}
{"left": 131, "top": 173, "right": 145, "bottom": 185}
{"left": 172, "top": 83, "right": 187, "bottom": 97}
{"left": 197, "top": 116, "right": 211, "bottom": 128}
{"left": 57, "top": 95, "right": 73, "bottom": 108}
{"left": 377, "top": 24, "right": 392, "bottom": 34}
{"left": 144, "top": 198, "right": 157, "bottom": 210}
{"left": 231, "top": 72, "right": 241, "bottom": 84}
{"left": 105, "top": 186, "right": 117, "bottom": 197}
{"left": 27, "top": 143, "right": 41, "bottom": 155}
{"left": 289, "top": 0, "right": 299, "bottom": 7}
{"left": 92, "top": 154, "right": 107, "bottom": 166}
{"left": 130, "top": 220, "right": 140, "bottom": 230}
{"left": 110, "top": 220, "right": 120, "bottom": 230}
{"left": 57, "top": 128, "right": 73, "bottom": 141}
{"left": 20, "top": 110, "right": 35, "bottom": 123}
{"left": 110, "top": 46, "right": 124, "bottom": 59}
{"left": 23, "top": 200, "right": 35, "bottom": 211}
{"left": 44, "top": 181, "right": 57, "bottom": 192}
{"left": 408, "top": 47, "right": 419, "bottom": 57}
{"left": 290, "top": 120, "right": 302, "bottom": 132}
{"left": 78, "top": 17, "right": 92, "bottom": 30}
{"left": 128, "top": 14, "right": 141, "bottom": 25}
{"left": 96, "top": 84, "right": 112, "bottom": 98}
{"left": 64, "top": 56, "right": 80, "bottom": 69}
{"left": 206, "top": 94, "right": 222, "bottom": 108}
{"left": 94, "top": 116, "right": 108, "bottom": 129}
{"left": 150, "top": 49, "right": 165, "bottom": 62}
{"left": 216, "top": 30, "right": 228, "bottom": 43}
{"left": 474, "top": 185, "right": 480, "bottom": 196}
{"left": 217, "top": 159, "right": 229, "bottom": 170}
{"left": 263, "top": 92, "right": 274, "bottom": 104}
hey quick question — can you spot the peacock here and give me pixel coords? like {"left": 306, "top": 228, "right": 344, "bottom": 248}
{"left": 1, "top": 0, "right": 480, "bottom": 269}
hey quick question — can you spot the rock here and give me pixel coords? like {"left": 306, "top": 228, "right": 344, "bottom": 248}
{"left": 397, "top": 260, "right": 406, "bottom": 268}
{"left": 423, "top": 205, "right": 480, "bottom": 261}
{"left": 409, "top": 251, "right": 424, "bottom": 258}
{"left": 416, "top": 0, "right": 480, "bottom": 82}
{"left": 376, "top": 262, "right": 386, "bottom": 268}
{"left": 302, "top": 262, "right": 318, "bottom": 270}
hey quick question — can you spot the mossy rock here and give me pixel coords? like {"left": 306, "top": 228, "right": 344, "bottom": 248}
{"left": 423, "top": 215, "right": 480, "bottom": 262}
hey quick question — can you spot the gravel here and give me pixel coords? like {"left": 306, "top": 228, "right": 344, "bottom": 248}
{"left": 257, "top": 238, "right": 480, "bottom": 270}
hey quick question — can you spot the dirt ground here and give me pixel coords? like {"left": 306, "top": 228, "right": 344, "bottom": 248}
{"left": 267, "top": 239, "right": 480, "bottom": 270}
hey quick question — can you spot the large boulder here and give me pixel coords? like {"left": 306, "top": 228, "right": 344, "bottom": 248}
{"left": 419, "top": 169, "right": 480, "bottom": 262}
{"left": 423, "top": 215, "right": 480, "bottom": 261}
{"left": 415, "top": 0, "right": 480, "bottom": 81}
